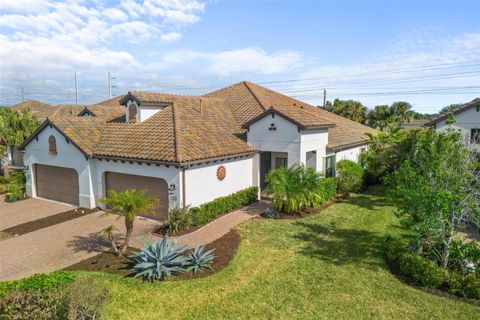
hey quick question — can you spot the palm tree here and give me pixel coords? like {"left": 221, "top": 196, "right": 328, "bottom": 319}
{"left": 0, "top": 108, "right": 39, "bottom": 177}
{"left": 266, "top": 164, "right": 324, "bottom": 214}
{"left": 100, "top": 189, "right": 157, "bottom": 255}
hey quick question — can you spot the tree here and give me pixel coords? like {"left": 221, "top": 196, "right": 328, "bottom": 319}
{"left": 367, "top": 101, "right": 414, "bottom": 130}
{"left": 360, "top": 124, "right": 415, "bottom": 184}
{"left": 322, "top": 99, "right": 368, "bottom": 124}
{"left": 385, "top": 129, "right": 480, "bottom": 268}
{"left": 439, "top": 103, "right": 462, "bottom": 114}
{"left": 100, "top": 189, "right": 157, "bottom": 256}
{"left": 336, "top": 160, "right": 364, "bottom": 195}
{"left": 0, "top": 108, "right": 38, "bottom": 176}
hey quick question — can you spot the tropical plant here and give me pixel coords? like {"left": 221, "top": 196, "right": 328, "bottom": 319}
{"left": 336, "top": 160, "right": 364, "bottom": 195}
{"left": 360, "top": 124, "right": 415, "bottom": 184}
{"left": 129, "top": 235, "right": 189, "bottom": 280}
{"left": 165, "top": 206, "right": 194, "bottom": 234}
{"left": 100, "top": 189, "right": 157, "bottom": 256}
{"left": 367, "top": 101, "right": 414, "bottom": 130}
{"left": 185, "top": 246, "right": 215, "bottom": 274}
{"left": 0, "top": 108, "right": 39, "bottom": 177}
{"left": 385, "top": 129, "right": 480, "bottom": 268}
{"left": 266, "top": 164, "right": 327, "bottom": 214}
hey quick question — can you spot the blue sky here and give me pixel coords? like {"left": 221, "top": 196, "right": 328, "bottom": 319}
{"left": 0, "top": 0, "right": 479, "bottom": 113}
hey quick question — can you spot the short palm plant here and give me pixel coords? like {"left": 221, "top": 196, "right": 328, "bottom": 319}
{"left": 185, "top": 246, "right": 215, "bottom": 274}
{"left": 266, "top": 164, "right": 323, "bottom": 214}
{"left": 129, "top": 235, "right": 189, "bottom": 280}
{"left": 100, "top": 189, "right": 157, "bottom": 256}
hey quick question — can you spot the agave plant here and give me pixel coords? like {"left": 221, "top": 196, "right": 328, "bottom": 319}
{"left": 129, "top": 235, "right": 189, "bottom": 280}
{"left": 185, "top": 246, "right": 215, "bottom": 274}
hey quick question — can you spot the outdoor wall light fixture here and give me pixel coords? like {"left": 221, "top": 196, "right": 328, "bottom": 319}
{"left": 268, "top": 123, "right": 277, "bottom": 131}
{"left": 168, "top": 183, "right": 176, "bottom": 192}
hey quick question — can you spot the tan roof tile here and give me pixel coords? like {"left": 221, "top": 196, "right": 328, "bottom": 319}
{"left": 9, "top": 100, "right": 56, "bottom": 121}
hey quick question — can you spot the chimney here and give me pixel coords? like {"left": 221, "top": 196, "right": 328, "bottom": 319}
{"left": 199, "top": 98, "right": 203, "bottom": 114}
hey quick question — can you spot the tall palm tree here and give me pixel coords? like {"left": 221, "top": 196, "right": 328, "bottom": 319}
{"left": 100, "top": 189, "right": 157, "bottom": 255}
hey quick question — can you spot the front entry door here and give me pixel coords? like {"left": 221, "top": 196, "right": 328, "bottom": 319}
{"left": 260, "top": 152, "right": 272, "bottom": 191}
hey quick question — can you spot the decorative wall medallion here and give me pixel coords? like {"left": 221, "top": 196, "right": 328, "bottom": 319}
{"left": 217, "top": 165, "right": 226, "bottom": 181}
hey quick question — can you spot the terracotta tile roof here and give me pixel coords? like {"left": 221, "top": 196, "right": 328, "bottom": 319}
{"left": 425, "top": 97, "right": 480, "bottom": 126}
{"left": 52, "top": 104, "right": 86, "bottom": 118}
{"left": 50, "top": 117, "right": 107, "bottom": 156}
{"left": 94, "top": 95, "right": 255, "bottom": 163}
{"left": 9, "top": 100, "right": 56, "bottom": 121}
{"left": 80, "top": 104, "right": 125, "bottom": 122}
{"left": 94, "top": 95, "right": 125, "bottom": 107}
{"left": 207, "top": 81, "right": 377, "bottom": 150}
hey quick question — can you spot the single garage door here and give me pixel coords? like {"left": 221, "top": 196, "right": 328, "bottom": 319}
{"left": 104, "top": 172, "right": 169, "bottom": 220}
{"left": 35, "top": 164, "right": 79, "bottom": 205}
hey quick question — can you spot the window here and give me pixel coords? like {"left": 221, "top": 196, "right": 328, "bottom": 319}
{"left": 306, "top": 151, "right": 316, "bottom": 170}
{"left": 324, "top": 155, "right": 336, "bottom": 177}
{"left": 48, "top": 135, "right": 57, "bottom": 154}
{"left": 471, "top": 129, "right": 480, "bottom": 144}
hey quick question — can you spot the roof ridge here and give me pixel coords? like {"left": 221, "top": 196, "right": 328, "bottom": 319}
{"left": 242, "top": 81, "right": 267, "bottom": 111}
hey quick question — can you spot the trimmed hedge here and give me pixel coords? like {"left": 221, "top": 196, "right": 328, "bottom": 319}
{"left": 318, "top": 177, "right": 337, "bottom": 203}
{"left": 0, "top": 271, "right": 76, "bottom": 297}
{"left": 191, "top": 186, "right": 259, "bottom": 226}
{"left": 384, "top": 237, "right": 480, "bottom": 299}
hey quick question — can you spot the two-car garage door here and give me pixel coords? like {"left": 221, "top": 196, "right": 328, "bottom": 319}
{"left": 35, "top": 164, "right": 79, "bottom": 205}
{"left": 104, "top": 172, "right": 169, "bottom": 220}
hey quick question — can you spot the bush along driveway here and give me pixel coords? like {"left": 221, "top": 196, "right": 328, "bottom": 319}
{"left": 92, "top": 186, "right": 479, "bottom": 320}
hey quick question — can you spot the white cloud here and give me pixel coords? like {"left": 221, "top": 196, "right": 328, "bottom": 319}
{"left": 161, "top": 32, "right": 182, "bottom": 42}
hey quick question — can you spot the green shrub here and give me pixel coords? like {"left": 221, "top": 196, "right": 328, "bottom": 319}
{"left": 398, "top": 253, "right": 446, "bottom": 289}
{"left": 191, "top": 186, "right": 258, "bottom": 225}
{"left": 0, "top": 288, "right": 68, "bottom": 320}
{"left": 446, "top": 270, "right": 464, "bottom": 296}
{"left": 448, "top": 239, "right": 480, "bottom": 269}
{"left": 165, "top": 206, "right": 194, "bottom": 233}
{"left": 462, "top": 273, "right": 480, "bottom": 300}
{"left": 318, "top": 177, "right": 337, "bottom": 202}
{"left": 0, "top": 271, "right": 76, "bottom": 297}
{"left": 384, "top": 236, "right": 407, "bottom": 264}
{"left": 336, "top": 160, "right": 364, "bottom": 194}
{"left": 66, "top": 276, "right": 110, "bottom": 320}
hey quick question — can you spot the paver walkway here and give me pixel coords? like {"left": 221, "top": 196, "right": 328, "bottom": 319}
{"left": 0, "top": 198, "right": 74, "bottom": 230}
{"left": 174, "top": 200, "right": 270, "bottom": 247}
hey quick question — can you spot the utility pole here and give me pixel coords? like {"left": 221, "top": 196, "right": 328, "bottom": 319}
{"left": 19, "top": 86, "right": 24, "bottom": 102}
{"left": 323, "top": 89, "right": 326, "bottom": 108}
{"left": 74, "top": 70, "right": 79, "bottom": 106}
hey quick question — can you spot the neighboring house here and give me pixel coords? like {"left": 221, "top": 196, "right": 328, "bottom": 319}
{"left": 19, "top": 81, "right": 376, "bottom": 220}
{"left": 425, "top": 98, "right": 480, "bottom": 145}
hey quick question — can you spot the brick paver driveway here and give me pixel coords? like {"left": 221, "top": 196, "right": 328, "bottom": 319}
{"left": 0, "top": 198, "right": 160, "bottom": 281}
{"left": 0, "top": 198, "right": 74, "bottom": 230}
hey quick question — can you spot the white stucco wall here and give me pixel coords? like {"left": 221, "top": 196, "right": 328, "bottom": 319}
{"left": 247, "top": 113, "right": 330, "bottom": 173}
{"left": 247, "top": 114, "right": 301, "bottom": 167}
{"left": 300, "top": 129, "right": 329, "bottom": 173}
{"left": 139, "top": 104, "right": 165, "bottom": 122}
{"left": 435, "top": 107, "right": 480, "bottom": 144}
{"left": 23, "top": 126, "right": 96, "bottom": 208}
{"left": 94, "top": 160, "right": 181, "bottom": 209}
{"left": 184, "top": 156, "right": 256, "bottom": 207}
{"left": 335, "top": 145, "right": 366, "bottom": 164}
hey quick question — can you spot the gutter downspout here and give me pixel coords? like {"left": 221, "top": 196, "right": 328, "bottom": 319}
{"left": 182, "top": 168, "right": 186, "bottom": 208}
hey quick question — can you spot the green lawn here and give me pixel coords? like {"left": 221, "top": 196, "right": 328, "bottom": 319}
{"left": 91, "top": 186, "right": 479, "bottom": 319}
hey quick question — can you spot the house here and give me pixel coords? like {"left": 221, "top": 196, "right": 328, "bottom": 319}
{"left": 19, "top": 81, "right": 376, "bottom": 220}
{"left": 5, "top": 98, "right": 124, "bottom": 170}
{"left": 425, "top": 98, "right": 480, "bottom": 144}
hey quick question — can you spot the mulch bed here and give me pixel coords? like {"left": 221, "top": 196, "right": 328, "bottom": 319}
{"left": 65, "top": 229, "right": 242, "bottom": 280}
{"left": 1, "top": 207, "right": 99, "bottom": 237}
